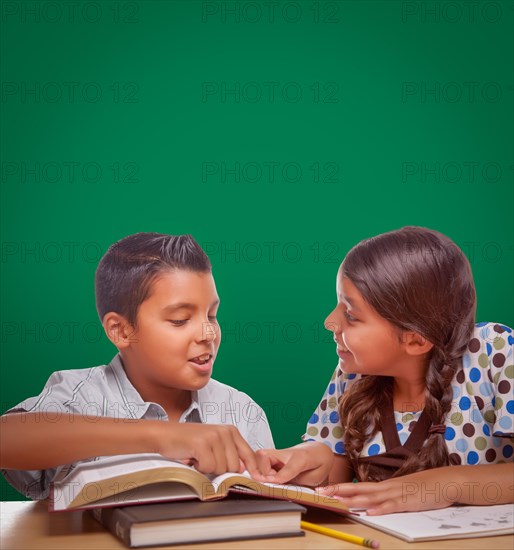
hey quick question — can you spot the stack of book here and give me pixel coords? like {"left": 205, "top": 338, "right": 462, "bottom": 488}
{"left": 49, "top": 453, "right": 514, "bottom": 547}
{"left": 49, "top": 453, "right": 346, "bottom": 547}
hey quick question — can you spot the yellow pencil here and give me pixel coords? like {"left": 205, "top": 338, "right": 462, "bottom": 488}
{"left": 301, "top": 521, "right": 380, "bottom": 549}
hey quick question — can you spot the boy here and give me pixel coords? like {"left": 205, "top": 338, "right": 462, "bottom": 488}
{"left": 0, "top": 233, "right": 274, "bottom": 500}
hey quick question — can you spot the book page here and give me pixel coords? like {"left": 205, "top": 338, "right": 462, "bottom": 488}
{"left": 59, "top": 454, "right": 195, "bottom": 487}
{"left": 52, "top": 454, "right": 204, "bottom": 510}
{"left": 211, "top": 471, "right": 347, "bottom": 511}
{"left": 211, "top": 471, "right": 317, "bottom": 497}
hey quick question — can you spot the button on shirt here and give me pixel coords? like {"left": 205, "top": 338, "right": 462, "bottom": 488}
{"left": 2, "top": 354, "right": 274, "bottom": 500}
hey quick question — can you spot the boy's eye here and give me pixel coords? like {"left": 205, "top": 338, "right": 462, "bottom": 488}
{"left": 168, "top": 320, "right": 188, "bottom": 326}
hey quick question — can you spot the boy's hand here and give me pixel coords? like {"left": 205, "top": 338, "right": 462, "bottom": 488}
{"left": 155, "top": 423, "right": 259, "bottom": 477}
{"left": 254, "top": 442, "right": 334, "bottom": 486}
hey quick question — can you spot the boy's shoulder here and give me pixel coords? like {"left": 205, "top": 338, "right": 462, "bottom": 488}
{"left": 7, "top": 357, "right": 130, "bottom": 415}
{"left": 37, "top": 360, "right": 119, "bottom": 393}
{"left": 44, "top": 363, "right": 109, "bottom": 383}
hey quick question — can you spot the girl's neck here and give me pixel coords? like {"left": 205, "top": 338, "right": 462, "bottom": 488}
{"left": 392, "top": 376, "right": 426, "bottom": 413}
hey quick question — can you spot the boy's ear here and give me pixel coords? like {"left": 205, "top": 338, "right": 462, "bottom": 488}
{"left": 402, "top": 331, "right": 434, "bottom": 356}
{"left": 102, "top": 313, "right": 136, "bottom": 349}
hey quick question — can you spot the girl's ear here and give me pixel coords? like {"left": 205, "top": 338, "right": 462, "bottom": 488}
{"left": 402, "top": 331, "right": 434, "bottom": 356}
{"left": 102, "top": 313, "right": 135, "bottom": 350}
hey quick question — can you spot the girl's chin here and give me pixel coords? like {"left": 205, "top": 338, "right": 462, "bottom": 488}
{"left": 338, "top": 357, "right": 359, "bottom": 374}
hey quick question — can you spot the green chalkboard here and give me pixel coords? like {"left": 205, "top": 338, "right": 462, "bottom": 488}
{"left": 1, "top": 0, "right": 512, "bottom": 501}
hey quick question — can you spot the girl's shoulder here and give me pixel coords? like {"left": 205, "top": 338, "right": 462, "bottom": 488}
{"left": 461, "top": 322, "right": 512, "bottom": 372}
{"left": 453, "top": 322, "right": 513, "bottom": 400}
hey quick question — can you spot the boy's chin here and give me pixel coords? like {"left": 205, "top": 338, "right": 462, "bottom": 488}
{"left": 188, "top": 357, "right": 214, "bottom": 377}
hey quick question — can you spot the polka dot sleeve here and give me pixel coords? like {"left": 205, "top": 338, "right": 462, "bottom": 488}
{"left": 302, "top": 366, "right": 360, "bottom": 455}
{"left": 475, "top": 323, "right": 514, "bottom": 437}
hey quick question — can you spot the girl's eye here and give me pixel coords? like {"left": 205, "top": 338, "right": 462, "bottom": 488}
{"left": 344, "top": 311, "right": 357, "bottom": 322}
{"left": 169, "top": 320, "right": 188, "bottom": 326}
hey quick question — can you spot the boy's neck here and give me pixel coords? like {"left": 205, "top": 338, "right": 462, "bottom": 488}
{"left": 118, "top": 354, "right": 193, "bottom": 421}
{"left": 148, "top": 388, "right": 193, "bottom": 422}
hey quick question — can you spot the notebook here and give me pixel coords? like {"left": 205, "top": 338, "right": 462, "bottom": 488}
{"left": 351, "top": 504, "right": 514, "bottom": 542}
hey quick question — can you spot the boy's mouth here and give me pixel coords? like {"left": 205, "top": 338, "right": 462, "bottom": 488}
{"left": 189, "top": 353, "right": 212, "bottom": 365}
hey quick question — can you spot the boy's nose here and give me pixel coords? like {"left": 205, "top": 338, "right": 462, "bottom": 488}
{"left": 200, "top": 321, "right": 218, "bottom": 342}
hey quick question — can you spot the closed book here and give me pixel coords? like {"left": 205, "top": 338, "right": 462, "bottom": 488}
{"left": 91, "top": 497, "right": 306, "bottom": 547}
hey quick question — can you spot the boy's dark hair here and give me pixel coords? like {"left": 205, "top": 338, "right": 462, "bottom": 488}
{"left": 95, "top": 233, "right": 211, "bottom": 325}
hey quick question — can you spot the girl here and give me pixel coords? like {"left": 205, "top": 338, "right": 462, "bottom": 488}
{"left": 255, "top": 226, "right": 513, "bottom": 514}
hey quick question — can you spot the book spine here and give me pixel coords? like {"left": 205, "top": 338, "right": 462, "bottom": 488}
{"left": 91, "top": 508, "right": 133, "bottom": 547}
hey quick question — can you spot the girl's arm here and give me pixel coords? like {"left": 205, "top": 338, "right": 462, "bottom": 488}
{"left": 317, "top": 463, "right": 514, "bottom": 514}
{"left": 328, "top": 454, "right": 354, "bottom": 484}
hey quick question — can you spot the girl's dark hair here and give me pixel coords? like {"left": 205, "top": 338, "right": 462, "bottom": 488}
{"left": 339, "top": 226, "right": 476, "bottom": 481}
{"left": 95, "top": 233, "right": 211, "bottom": 325}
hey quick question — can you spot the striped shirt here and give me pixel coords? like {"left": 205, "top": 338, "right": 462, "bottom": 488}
{"left": 1, "top": 353, "right": 274, "bottom": 500}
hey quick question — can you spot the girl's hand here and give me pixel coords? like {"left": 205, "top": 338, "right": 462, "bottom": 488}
{"left": 317, "top": 468, "right": 456, "bottom": 516}
{"left": 317, "top": 463, "right": 514, "bottom": 514}
{"left": 317, "top": 467, "right": 457, "bottom": 515}
{"left": 254, "top": 442, "right": 334, "bottom": 486}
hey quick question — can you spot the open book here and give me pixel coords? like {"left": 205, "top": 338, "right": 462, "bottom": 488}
{"left": 49, "top": 453, "right": 349, "bottom": 513}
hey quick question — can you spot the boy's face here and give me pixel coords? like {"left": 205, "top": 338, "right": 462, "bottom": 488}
{"left": 121, "top": 270, "right": 221, "bottom": 394}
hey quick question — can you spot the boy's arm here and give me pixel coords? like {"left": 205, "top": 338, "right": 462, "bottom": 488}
{"left": 0, "top": 412, "right": 259, "bottom": 476}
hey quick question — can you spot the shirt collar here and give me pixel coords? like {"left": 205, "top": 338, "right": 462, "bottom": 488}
{"left": 108, "top": 353, "right": 203, "bottom": 423}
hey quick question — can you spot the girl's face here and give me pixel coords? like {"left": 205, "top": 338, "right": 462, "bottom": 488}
{"left": 324, "top": 275, "right": 410, "bottom": 377}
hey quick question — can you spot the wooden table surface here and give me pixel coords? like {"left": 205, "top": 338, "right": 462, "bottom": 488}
{"left": 2, "top": 501, "right": 513, "bottom": 549}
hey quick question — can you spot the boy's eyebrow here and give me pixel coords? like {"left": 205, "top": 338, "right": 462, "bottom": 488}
{"left": 162, "top": 299, "right": 220, "bottom": 312}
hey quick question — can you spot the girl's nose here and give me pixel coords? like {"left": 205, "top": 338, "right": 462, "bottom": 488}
{"left": 324, "top": 309, "right": 340, "bottom": 332}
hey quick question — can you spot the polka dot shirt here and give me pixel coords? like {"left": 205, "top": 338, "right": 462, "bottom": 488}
{"left": 303, "top": 322, "right": 514, "bottom": 466}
